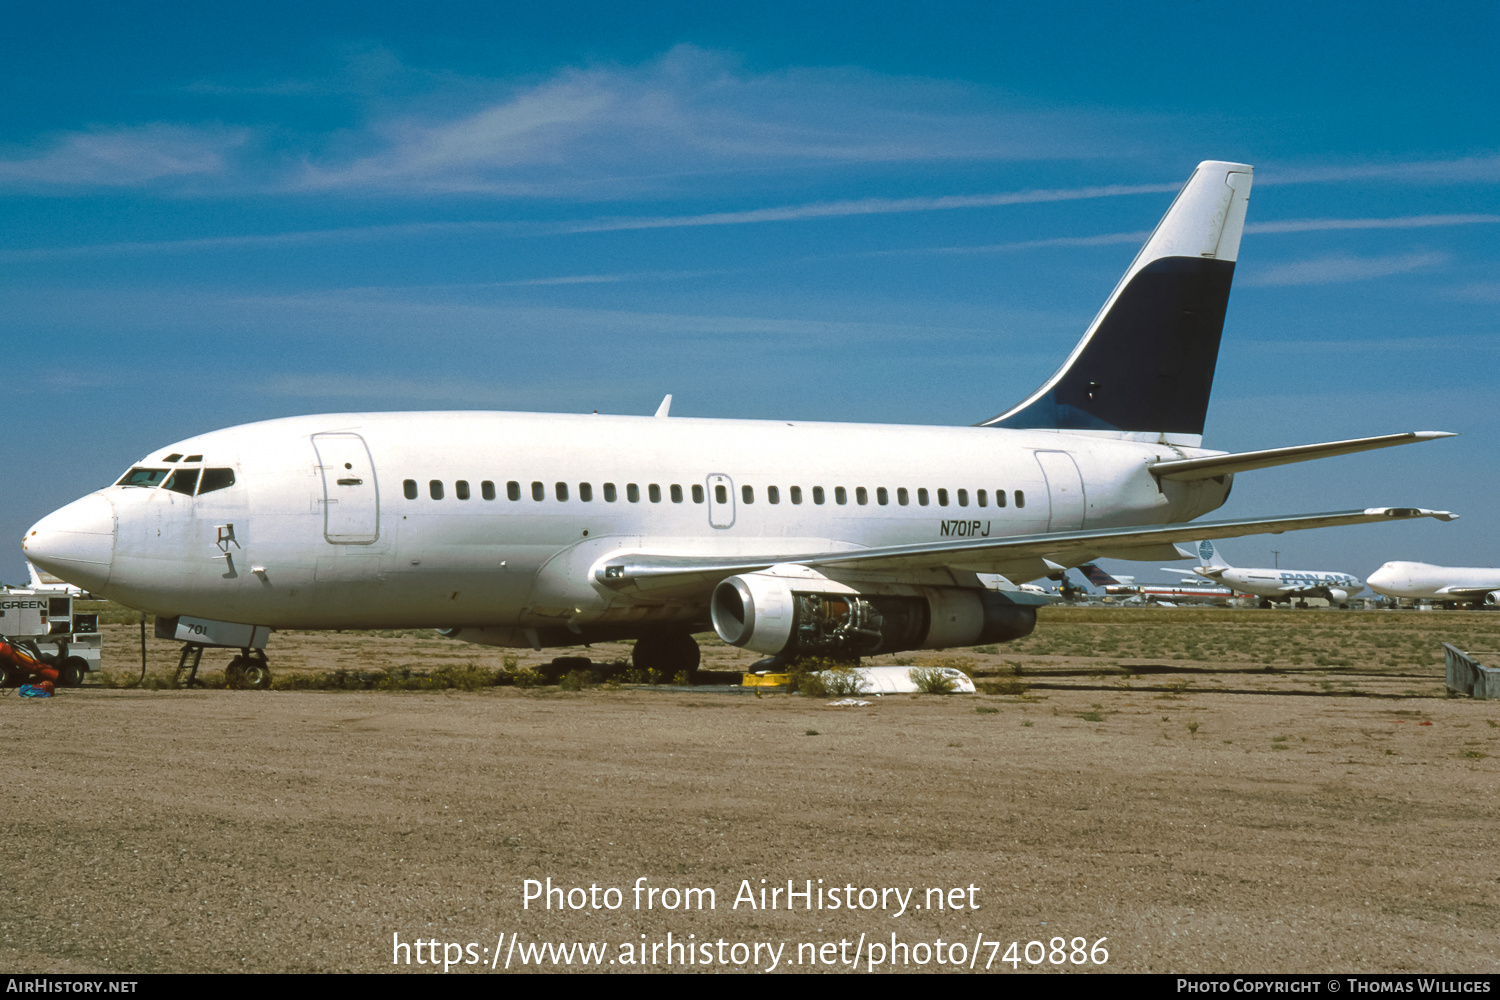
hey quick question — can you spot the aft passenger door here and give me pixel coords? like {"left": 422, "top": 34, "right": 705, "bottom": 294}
{"left": 706, "top": 474, "right": 735, "bottom": 529}
{"left": 312, "top": 433, "right": 380, "bottom": 543}
{"left": 1034, "top": 451, "right": 1085, "bottom": 532}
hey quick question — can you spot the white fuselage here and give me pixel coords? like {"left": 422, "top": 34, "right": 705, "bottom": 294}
{"left": 25, "top": 411, "right": 1231, "bottom": 640}
{"left": 1366, "top": 561, "right": 1500, "bottom": 602}
{"left": 1200, "top": 566, "right": 1363, "bottom": 600}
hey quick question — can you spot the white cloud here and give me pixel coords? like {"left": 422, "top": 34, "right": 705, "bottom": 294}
{"left": 294, "top": 45, "right": 1123, "bottom": 195}
{"left": 1243, "top": 251, "right": 1448, "bottom": 287}
{"left": 1246, "top": 214, "right": 1500, "bottom": 235}
{"left": 1259, "top": 155, "right": 1500, "bottom": 186}
{"left": 0, "top": 123, "right": 249, "bottom": 189}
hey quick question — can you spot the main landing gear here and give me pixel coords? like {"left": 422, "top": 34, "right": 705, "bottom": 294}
{"left": 631, "top": 631, "right": 701, "bottom": 682}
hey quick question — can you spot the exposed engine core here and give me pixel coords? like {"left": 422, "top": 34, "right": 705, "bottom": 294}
{"left": 710, "top": 568, "right": 1037, "bottom": 658}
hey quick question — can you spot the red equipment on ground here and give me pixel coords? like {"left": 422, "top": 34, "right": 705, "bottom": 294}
{"left": 0, "top": 638, "right": 60, "bottom": 689}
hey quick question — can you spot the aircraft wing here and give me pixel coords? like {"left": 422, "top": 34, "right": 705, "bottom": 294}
{"left": 1433, "top": 586, "right": 1500, "bottom": 599}
{"left": 597, "top": 507, "right": 1456, "bottom": 597}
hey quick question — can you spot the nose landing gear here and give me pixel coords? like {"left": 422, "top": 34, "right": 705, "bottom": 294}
{"left": 173, "top": 644, "right": 272, "bottom": 689}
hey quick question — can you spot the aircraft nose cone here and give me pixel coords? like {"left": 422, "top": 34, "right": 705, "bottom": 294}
{"left": 23, "top": 493, "right": 116, "bottom": 591}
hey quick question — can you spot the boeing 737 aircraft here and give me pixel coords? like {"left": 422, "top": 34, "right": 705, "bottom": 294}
{"left": 21, "top": 161, "right": 1459, "bottom": 681}
{"left": 1162, "top": 540, "right": 1365, "bottom": 608}
{"left": 1366, "top": 562, "right": 1500, "bottom": 608}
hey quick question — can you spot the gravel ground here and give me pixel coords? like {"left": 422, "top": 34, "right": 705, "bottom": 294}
{"left": 3, "top": 623, "right": 1497, "bottom": 974}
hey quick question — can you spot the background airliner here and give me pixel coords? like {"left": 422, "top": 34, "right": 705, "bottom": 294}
{"left": 1078, "top": 563, "right": 1236, "bottom": 605}
{"left": 1366, "top": 562, "right": 1500, "bottom": 608}
{"left": 21, "top": 161, "right": 1457, "bottom": 678}
{"left": 1161, "top": 539, "right": 1365, "bottom": 608}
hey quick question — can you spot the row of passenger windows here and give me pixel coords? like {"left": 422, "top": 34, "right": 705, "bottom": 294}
{"left": 403, "top": 479, "right": 1025, "bottom": 508}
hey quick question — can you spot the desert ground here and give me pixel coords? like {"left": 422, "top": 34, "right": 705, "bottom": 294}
{"left": 2, "top": 607, "right": 1497, "bottom": 974}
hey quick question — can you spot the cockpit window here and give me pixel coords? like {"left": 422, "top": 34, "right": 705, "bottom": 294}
{"left": 163, "top": 454, "right": 182, "bottom": 463}
{"left": 164, "top": 469, "right": 200, "bottom": 496}
{"left": 198, "top": 469, "right": 235, "bottom": 495}
{"left": 184, "top": 454, "right": 203, "bottom": 462}
{"left": 117, "top": 468, "right": 168, "bottom": 488}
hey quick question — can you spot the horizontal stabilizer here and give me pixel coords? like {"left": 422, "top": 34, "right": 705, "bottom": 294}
{"left": 1149, "top": 431, "right": 1456, "bottom": 482}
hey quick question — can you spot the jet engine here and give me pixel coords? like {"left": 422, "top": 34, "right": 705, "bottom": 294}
{"left": 1485, "top": 591, "right": 1500, "bottom": 609}
{"left": 710, "top": 566, "right": 1037, "bottom": 658}
{"left": 1325, "top": 588, "right": 1349, "bottom": 603}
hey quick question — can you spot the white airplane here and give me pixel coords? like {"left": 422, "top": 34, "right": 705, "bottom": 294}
{"left": 1366, "top": 562, "right": 1500, "bottom": 608}
{"left": 21, "top": 161, "right": 1460, "bottom": 678}
{"left": 1078, "top": 563, "right": 1236, "bottom": 605}
{"left": 1161, "top": 539, "right": 1364, "bottom": 608}
{"left": 19, "top": 561, "right": 90, "bottom": 598}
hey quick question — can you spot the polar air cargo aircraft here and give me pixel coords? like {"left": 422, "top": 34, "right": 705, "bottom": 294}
{"left": 1162, "top": 539, "right": 1364, "bottom": 608}
{"left": 22, "top": 161, "right": 1460, "bottom": 677}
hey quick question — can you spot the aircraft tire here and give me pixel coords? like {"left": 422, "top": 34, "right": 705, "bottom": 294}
{"left": 224, "top": 656, "right": 247, "bottom": 688}
{"left": 239, "top": 658, "right": 272, "bottom": 690}
{"left": 632, "top": 632, "right": 701, "bottom": 683}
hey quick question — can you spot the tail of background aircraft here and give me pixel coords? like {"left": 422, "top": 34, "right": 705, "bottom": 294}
{"left": 1173, "top": 539, "right": 1230, "bottom": 568}
{"left": 1080, "top": 563, "right": 1123, "bottom": 587}
{"left": 981, "top": 160, "right": 1253, "bottom": 445}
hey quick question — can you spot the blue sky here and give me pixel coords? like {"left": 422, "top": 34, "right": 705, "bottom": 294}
{"left": 3, "top": 1, "right": 1497, "bottom": 586}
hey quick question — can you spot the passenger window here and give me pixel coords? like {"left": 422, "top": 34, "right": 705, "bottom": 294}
{"left": 649, "top": 484, "right": 662, "bottom": 503}
{"left": 199, "top": 469, "right": 235, "bottom": 495}
{"left": 918, "top": 488, "right": 929, "bottom": 506}
{"left": 628, "top": 484, "right": 640, "bottom": 503}
{"left": 937, "top": 489, "right": 948, "bottom": 507}
{"left": 456, "top": 480, "right": 471, "bottom": 500}
{"left": 692, "top": 484, "right": 704, "bottom": 503}
{"left": 742, "top": 485, "right": 754, "bottom": 504}
{"left": 507, "top": 481, "right": 521, "bottom": 501}
{"left": 580, "top": 483, "right": 593, "bottom": 502}
{"left": 164, "top": 469, "right": 199, "bottom": 496}
{"left": 813, "top": 487, "right": 825, "bottom": 505}
{"left": 604, "top": 483, "right": 618, "bottom": 502}
{"left": 897, "top": 487, "right": 909, "bottom": 506}
{"left": 767, "top": 486, "right": 780, "bottom": 504}
{"left": 977, "top": 489, "right": 987, "bottom": 508}
{"left": 877, "top": 487, "right": 888, "bottom": 506}
{"left": 555, "top": 482, "right": 569, "bottom": 501}
{"left": 834, "top": 487, "right": 847, "bottom": 505}
{"left": 715, "top": 485, "right": 727, "bottom": 504}
{"left": 790, "top": 486, "right": 802, "bottom": 505}
{"left": 996, "top": 489, "right": 1007, "bottom": 508}
{"left": 957, "top": 489, "right": 968, "bottom": 507}
{"left": 430, "top": 480, "right": 444, "bottom": 500}
{"left": 482, "top": 481, "right": 496, "bottom": 500}
{"left": 670, "top": 484, "right": 682, "bottom": 503}
{"left": 1015, "top": 490, "right": 1025, "bottom": 508}
{"left": 856, "top": 487, "right": 868, "bottom": 506}
{"left": 531, "top": 482, "right": 545, "bottom": 501}
{"left": 116, "top": 468, "right": 168, "bottom": 488}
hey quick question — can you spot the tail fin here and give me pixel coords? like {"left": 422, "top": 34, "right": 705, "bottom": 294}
{"left": 1173, "top": 540, "right": 1229, "bottom": 568}
{"left": 1079, "top": 563, "right": 1120, "bottom": 587}
{"left": 982, "top": 160, "right": 1253, "bottom": 445}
